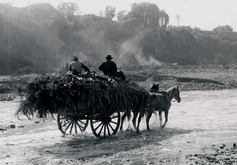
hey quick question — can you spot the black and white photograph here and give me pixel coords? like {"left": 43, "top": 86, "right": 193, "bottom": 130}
{"left": 0, "top": 0, "right": 237, "bottom": 164}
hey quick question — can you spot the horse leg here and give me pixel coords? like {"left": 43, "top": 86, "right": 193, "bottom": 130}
{"left": 120, "top": 112, "right": 126, "bottom": 131}
{"left": 132, "top": 111, "right": 138, "bottom": 130}
{"left": 159, "top": 111, "right": 162, "bottom": 127}
{"left": 161, "top": 110, "right": 169, "bottom": 129}
{"left": 146, "top": 111, "right": 152, "bottom": 131}
{"left": 136, "top": 112, "right": 143, "bottom": 133}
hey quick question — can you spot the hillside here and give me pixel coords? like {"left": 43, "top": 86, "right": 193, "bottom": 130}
{"left": 0, "top": 3, "right": 66, "bottom": 74}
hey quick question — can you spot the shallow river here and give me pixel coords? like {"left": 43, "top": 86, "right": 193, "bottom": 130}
{"left": 170, "top": 89, "right": 237, "bottom": 146}
{"left": 148, "top": 89, "right": 237, "bottom": 164}
{"left": 0, "top": 89, "right": 237, "bottom": 164}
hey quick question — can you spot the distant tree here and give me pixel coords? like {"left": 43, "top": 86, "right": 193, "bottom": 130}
{"left": 57, "top": 2, "right": 78, "bottom": 22}
{"left": 213, "top": 25, "right": 237, "bottom": 43}
{"left": 127, "top": 2, "right": 160, "bottom": 30}
{"left": 117, "top": 10, "right": 127, "bottom": 22}
{"left": 122, "top": 18, "right": 142, "bottom": 30}
{"left": 213, "top": 25, "right": 233, "bottom": 33}
{"left": 104, "top": 6, "right": 116, "bottom": 20}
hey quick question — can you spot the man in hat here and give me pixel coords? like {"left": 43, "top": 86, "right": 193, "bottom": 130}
{"left": 69, "top": 55, "right": 90, "bottom": 75}
{"left": 99, "top": 55, "right": 126, "bottom": 80}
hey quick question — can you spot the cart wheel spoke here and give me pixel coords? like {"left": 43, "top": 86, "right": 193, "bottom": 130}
{"left": 107, "top": 125, "right": 111, "bottom": 136}
{"left": 98, "top": 124, "right": 104, "bottom": 136}
{"left": 75, "top": 122, "right": 81, "bottom": 131}
{"left": 69, "top": 123, "right": 74, "bottom": 134}
{"left": 94, "top": 122, "right": 103, "bottom": 132}
{"left": 78, "top": 120, "right": 86, "bottom": 125}
{"left": 64, "top": 122, "right": 72, "bottom": 132}
{"left": 75, "top": 123, "right": 78, "bottom": 134}
{"left": 110, "top": 120, "right": 118, "bottom": 125}
{"left": 108, "top": 123, "right": 115, "bottom": 132}
{"left": 77, "top": 122, "right": 86, "bottom": 132}
{"left": 62, "top": 121, "right": 70, "bottom": 127}
{"left": 104, "top": 125, "right": 106, "bottom": 138}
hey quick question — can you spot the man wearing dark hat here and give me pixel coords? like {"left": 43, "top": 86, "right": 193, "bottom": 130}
{"left": 99, "top": 55, "right": 126, "bottom": 80}
{"left": 69, "top": 55, "right": 90, "bottom": 75}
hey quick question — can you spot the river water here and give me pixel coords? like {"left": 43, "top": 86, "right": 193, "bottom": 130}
{"left": 170, "top": 89, "right": 237, "bottom": 144}
{"left": 143, "top": 89, "right": 237, "bottom": 164}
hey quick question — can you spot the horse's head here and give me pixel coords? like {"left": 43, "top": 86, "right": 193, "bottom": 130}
{"left": 172, "top": 86, "right": 181, "bottom": 103}
{"left": 149, "top": 83, "right": 159, "bottom": 93}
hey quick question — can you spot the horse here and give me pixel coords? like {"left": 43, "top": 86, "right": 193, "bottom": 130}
{"left": 119, "top": 83, "right": 149, "bottom": 133}
{"left": 120, "top": 83, "right": 159, "bottom": 133}
{"left": 120, "top": 101, "right": 147, "bottom": 133}
{"left": 145, "top": 85, "right": 181, "bottom": 130}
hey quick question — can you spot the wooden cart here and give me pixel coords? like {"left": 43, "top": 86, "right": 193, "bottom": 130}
{"left": 57, "top": 85, "right": 121, "bottom": 138}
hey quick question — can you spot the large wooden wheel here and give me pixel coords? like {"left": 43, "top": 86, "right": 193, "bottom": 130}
{"left": 90, "top": 109, "right": 120, "bottom": 138}
{"left": 57, "top": 110, "right": 89, "bottom": 135}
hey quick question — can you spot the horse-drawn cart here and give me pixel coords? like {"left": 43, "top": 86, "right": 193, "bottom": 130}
{"left": 17, "top": 72, "right": 148, "bottom": 138}
{"left": 57, "top": 87, "right": 121, "bottom": 138}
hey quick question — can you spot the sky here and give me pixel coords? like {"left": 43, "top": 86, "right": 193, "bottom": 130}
{"left": 1, "top": 0, "right": 237, "bottom": 31}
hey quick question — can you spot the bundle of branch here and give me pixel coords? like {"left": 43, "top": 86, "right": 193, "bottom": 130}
{"left": 16, "top": 73, "right": 149, "bottom": 120}
{"left": 16, "top": 73, "right": 69, "bottom": 119}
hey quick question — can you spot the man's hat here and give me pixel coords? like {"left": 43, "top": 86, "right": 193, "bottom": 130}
{"left": 106, "top": 55, "right": 113, "bottom": 60}
{"left": 73, "top": 55, "right": 78, "bottom": 60}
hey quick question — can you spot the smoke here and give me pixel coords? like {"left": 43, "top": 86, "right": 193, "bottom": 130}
{"left": 77, "top": 29, "right": 116, "bottom": 66}
{"left": 64, "top": 33, "right": 162, "bottom": 71}
{"left": 64, "top": 20, "right": 162, "bottom": 70}
{"left": 118, "top": 35, "right": 162, "bottom": 67}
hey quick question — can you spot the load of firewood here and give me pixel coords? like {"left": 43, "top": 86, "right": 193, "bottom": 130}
{"left": 16, "top": 72, "right": 149, "bottom": 119}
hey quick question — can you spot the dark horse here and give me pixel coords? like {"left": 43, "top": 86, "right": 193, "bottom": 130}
{"left": 120, "top": 101, "right": 147, "bottom": 133}
{"left": 119, "top": 84, "right": 149, "bottom": 133}
{"left": 145, "top": 85, "right": 181, "bottom": 130}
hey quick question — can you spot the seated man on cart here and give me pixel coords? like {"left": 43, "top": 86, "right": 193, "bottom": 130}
{"left": 69, "top": 55, "right": 90, "bottom": 75}
{"left": 98, "top": 55, "right": 126, "bottom": 81}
